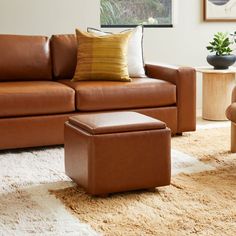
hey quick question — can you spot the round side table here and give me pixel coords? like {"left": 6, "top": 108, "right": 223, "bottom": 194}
{"left": 197, "top": 67, "right": 236, "bottom": 121}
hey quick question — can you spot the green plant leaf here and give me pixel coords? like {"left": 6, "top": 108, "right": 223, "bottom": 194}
{"left": 206, "top": 32, "right": 234, "bottom": 55}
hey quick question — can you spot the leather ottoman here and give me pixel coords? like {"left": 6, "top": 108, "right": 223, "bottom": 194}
{"left": 64, "top": 112, "right": 171, "bottom": 196}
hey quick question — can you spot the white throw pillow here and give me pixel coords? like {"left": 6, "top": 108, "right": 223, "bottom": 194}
{"left": 87, "top": 26, "right": 146, "bottom": 78}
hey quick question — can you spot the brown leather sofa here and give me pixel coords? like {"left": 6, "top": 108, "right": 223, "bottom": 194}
{"left": 0, "top": 34, "right": 196, "bottom": 150}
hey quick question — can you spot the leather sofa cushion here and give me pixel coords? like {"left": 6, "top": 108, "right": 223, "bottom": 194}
{"left": 50, "top": 34, "right": 77, "bottom": 79}
{"left": 0, "top": 35, "right": 52, "bottom": 81}
{"left": 59, "top": 77, "right": 176, "bottom": 111}
{"left": 0, "top": 81, "right": 75, "bottom": 117}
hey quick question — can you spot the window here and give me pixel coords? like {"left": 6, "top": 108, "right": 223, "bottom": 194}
{"left": 100, "top": 0, "right": 173, "bottom": 28}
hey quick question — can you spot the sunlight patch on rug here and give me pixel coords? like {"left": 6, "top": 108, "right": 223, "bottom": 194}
{"left": 171, "top": 149, "right": 214, "bottom": 175}
{"left": 196, "top": 117, "right": 230, "bottom": 130}
{"left": 171, "top": 127, "right": 231, "bottom": 164}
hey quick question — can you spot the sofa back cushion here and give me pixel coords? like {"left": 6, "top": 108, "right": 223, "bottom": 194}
{"left": 50, "top": 34, "right": 77, "bottom": 79}
{"left": 0, "top": 35, "right": 52, "bottom": 81}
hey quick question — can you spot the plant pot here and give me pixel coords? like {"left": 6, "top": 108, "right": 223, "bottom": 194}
{"left": 208, "top": 0, "right": 230, "bottom": 6}
{"left": 206, "top": 54, "right": 236, "bottom": 70}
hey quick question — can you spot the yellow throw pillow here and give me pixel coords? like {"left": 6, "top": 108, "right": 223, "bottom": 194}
{"left": 72, "top": 29, "right": 132, "bottom": 82}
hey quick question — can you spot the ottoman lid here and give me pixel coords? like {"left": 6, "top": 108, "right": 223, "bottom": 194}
{"left": 68, "top": 112, "right": 166, "bottom": 134}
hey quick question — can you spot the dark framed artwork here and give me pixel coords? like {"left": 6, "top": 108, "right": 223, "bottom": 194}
{"left": 204, "top": 0, "right": 236, "bottom": 21}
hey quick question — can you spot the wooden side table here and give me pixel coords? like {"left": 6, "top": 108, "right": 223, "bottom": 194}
{"left": 197, "top": 67, "right": 236, "bottom": 121}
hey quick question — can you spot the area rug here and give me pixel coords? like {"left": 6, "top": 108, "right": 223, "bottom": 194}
{"left": 0, "top": 148, "right": 98, "bottom": 235}
{"left": 0, "top": 125, "right": 235, "bottom": 235}
{"left": 50, "top": 127, "right": 236, "bottom": 236}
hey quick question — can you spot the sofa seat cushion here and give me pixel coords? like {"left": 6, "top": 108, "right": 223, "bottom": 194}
{"left": 0, "top": 81, "right": 75, "bottom": 117}
{"left": 59, "top": 77, "right": 176, "bottom": 111}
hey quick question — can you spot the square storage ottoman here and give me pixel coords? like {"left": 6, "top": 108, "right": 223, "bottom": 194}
{"left": 64, "top": 111, "right": 171, "bottom": 196}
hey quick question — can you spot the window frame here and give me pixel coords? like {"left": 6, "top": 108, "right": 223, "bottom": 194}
{"left": 101, "top": 24, "right": 173, "bottom": 28}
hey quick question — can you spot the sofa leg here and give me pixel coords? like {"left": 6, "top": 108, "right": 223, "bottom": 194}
{"left": 231, "top": 123, "right": 236, "bottom": 153}
{"left": 176, "top": 132, "right": 183, "bottom": 136}
{"left": 147, "top": 187, "right": 156, "bottom": 193}
{"left": 96, "top": 193, "right": 110, "bottom": 198}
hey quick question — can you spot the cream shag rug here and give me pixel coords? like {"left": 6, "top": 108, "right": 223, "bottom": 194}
{"left": 0, "top": 123, "right": 236, "bottom": 235}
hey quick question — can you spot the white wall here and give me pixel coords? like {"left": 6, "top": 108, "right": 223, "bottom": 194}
{"left": 0, "top": 0, "right": 236, "bottom": 108}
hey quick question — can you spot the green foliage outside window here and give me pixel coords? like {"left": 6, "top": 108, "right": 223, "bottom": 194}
{"left": 100, "top": 0, "right": 172, "bottom": 26}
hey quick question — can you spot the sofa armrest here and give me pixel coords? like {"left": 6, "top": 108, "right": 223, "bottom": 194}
{"left": 145, "top": 63, "right": 196, "bottom": 133}
{"left": 226, "top": 103, "right": 236, "bottom": 122}
{"left": 226, "top": 86, "right": 236, "bottom": 122}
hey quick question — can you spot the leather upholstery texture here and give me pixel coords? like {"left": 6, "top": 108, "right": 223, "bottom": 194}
{"left": 226, "top": 103, "right": 236, "bottom": 123}
{"left": 231, "top": 86, "right": 236, "bottom": 103}
{"left": 226, "top": 86, "right": 236, "bottom": 123}
{"left": 135, "top": 107, "right": 177, "bottom": 134}
{"left": 0, "top": 114, "right": 80, "bottom": 150}
{"left": 0, "top": 81, "right": 75, "bottom": 117}
{"left": 59, "top": 78, "right": 176, "bottom": 111}
{"left": 225, "top": 87, "right": 236, "bottom": 152}
{"left": 145, "top": 64, "right": 196, "bottom": 133}
{"left": 69, "top": 111, "right": 166, "bottom": 134}
{"left": 0, "top": 107, "right": 175, "bottom": 150}
{"left": 50, "top": 34, "right": 77, "bottom": 79}
{"left": 0, "top": 35, "right": 52, "bottom": 81}
{"left": 65, "top": 112, "right": 171, "bottom": 195}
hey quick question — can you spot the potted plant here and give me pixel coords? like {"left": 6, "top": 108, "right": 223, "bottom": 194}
{"left": 206, "top": 32, "right": 236, "bottom": 69}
